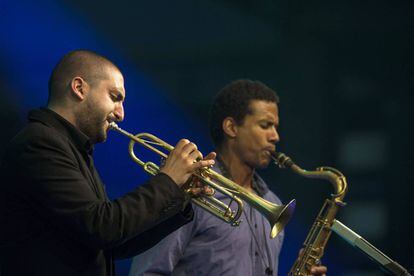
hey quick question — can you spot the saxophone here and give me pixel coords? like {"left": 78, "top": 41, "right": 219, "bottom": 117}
{"left": 271, "top": 152, "right": 348, "bottom": 276}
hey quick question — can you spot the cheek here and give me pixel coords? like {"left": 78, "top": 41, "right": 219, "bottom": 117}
{"left": 251, "top": 129, "right": 266, "bottom": 144}
{"left": 94, "top": 100, "right": 113, "bottom": 116}
{"left": 242, "top": 136, "right": 261, "bottom": 156}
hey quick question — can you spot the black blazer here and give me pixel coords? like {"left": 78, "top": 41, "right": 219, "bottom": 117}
{"left": 0, "top": 108, "right": 193, "bottom": 275}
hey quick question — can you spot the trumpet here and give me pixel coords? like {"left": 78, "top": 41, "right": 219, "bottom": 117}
{"left": 109, "top": 122, "right": 296, "bottom": 238}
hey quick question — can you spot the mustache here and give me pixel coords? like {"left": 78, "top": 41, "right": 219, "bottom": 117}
{"left": 106, "top": 116, "right": 117, "bottom": 124}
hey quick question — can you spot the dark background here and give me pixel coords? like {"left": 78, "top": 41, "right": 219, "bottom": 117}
{"left": 1, "top": 0, "right": 413, "bottom": 275}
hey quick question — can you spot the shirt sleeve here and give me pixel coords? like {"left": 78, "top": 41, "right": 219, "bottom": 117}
{"left": 4, "top": 125, "right": 192, "bottom": 251}
{"left": 129, "top": 205, "right": 198, "bottom": 276}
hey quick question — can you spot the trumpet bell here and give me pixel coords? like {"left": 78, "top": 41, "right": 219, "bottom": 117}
{"left": 269, "top": 199, "right": 296, "bottom": 238}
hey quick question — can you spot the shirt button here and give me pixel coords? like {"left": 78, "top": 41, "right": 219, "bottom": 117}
{"left": 254, "top": 223, "right": 257, "bottom": 228}
{"left": 255, "top": 251, "right": 258, "bottom": 256}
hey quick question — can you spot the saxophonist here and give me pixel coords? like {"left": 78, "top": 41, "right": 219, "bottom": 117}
{"left": 130, "top": 79, "right": 327, "bottom": 275}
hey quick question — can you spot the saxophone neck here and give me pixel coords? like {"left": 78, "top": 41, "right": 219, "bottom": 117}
{"left": 317, "top": 167, "right": 348, "bottom": 205}
{"left": 271, "top": 152, "right": 348, "bottom": 205}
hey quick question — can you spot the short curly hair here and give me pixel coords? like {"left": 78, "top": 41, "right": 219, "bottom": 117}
{"left": 209, "top": 79, "right": 280, "bottom": 148}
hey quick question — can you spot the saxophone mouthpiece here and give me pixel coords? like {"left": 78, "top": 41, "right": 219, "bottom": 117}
{"left": 271, "top": 152, "right": 294, "bottom": 169}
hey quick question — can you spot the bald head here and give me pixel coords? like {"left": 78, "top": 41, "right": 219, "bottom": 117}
{"left": 48, "top": 50, "right": 120, "bottom": 105}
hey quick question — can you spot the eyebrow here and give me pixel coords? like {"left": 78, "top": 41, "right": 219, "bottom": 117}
{"left": 258, "top": 118, "right": 279, "bottom": 126}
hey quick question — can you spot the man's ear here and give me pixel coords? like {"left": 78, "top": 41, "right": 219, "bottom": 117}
{"left": 70, "top": 76, "right": 88, "bottom": 101}
{"left": 222, "top": 117, "right": 238, "bottom": 139}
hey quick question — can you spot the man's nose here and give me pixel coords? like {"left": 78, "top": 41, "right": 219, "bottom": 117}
{"left": 114, "top": 103, "right": 124, "bottom": 121}
{"left": 269, "top": 127, "right": 280, "bottom": 143}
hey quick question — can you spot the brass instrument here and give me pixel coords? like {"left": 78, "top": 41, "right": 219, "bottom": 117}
{"left": 109, "top": 122, "right": 296, "bottom": 238}
{"left": 271, "top": 152, "right": 348, "bottom": 275}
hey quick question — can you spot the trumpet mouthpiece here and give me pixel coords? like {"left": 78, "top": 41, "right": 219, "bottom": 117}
{"left": 108, "top": 122, "right": 119, "bottom": 130}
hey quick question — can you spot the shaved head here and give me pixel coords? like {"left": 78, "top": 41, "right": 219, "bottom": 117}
{"left": 48, "top": 50, "right": 120, "bottom": 105}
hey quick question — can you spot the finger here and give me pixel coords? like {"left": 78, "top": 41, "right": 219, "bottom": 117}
{"left": 188, "top": 177, "right": 205, "bottom": 188}
{"left": 188, "top": 149, "right": 203, "bottom": 162}
{"left": 203, "top": 185, "right": 215, "bottom": 196}
{"left": 189, "top": 178, "right": 214, "bottom": 192}
{"left": 191, "top": 159, "right": 215, "bottom": 170}
{"left": 173, "top": 139, "right": 190, "bottom": 152}
{"left": 185, "top": 187, "right": 203, "bottom": 196}
{"left": 186, "top": 186, "right": 215, "bottom": 197}
{"left": 181, "top": 142, "right": 200, "bottom": 158}
{"left": 310, "top": 266, "right": 327, "bottom": 275}
{"left": 203, "top": 151, "right": 216, "bottom": 161}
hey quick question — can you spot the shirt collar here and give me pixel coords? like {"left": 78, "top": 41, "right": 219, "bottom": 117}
{"left": 215, "top": 156, "right": 269, "bottom": 196}
{"left": 28, "top": 108, "right": 94, "bottom": 155}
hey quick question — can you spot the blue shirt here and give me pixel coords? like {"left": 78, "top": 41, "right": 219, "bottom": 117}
{"left": 129, "top": 165, "right": 285, "bottom": 276}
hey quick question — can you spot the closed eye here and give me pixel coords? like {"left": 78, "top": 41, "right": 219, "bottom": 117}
{"left": 260, "top": 122, "right": 273, "bottom": 129}
{"left": 110, "top": 92, "right": 124, "bottom": 102}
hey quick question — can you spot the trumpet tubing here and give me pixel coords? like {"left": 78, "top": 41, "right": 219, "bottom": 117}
{"left": 109, "top": 122, "right": 296, "bottom": 238}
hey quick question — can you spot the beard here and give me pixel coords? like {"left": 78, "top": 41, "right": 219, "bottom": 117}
{"left": 78, "top": 115, "right": 107, "bottom": 144}
{"left": 77, "top": 102, "right": 108, "bottom": 144}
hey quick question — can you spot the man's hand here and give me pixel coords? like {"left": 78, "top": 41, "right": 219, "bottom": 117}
{"left": 310, "top": 265, "right": 327, "bottom": 276}
{"left": 182, "top": 151, "right": 217, "bottom": 196}
{"left": 298, "top": 249, "right": 328, "bottom": 276}
{"left": 160, "top": 139, "right": 216, "bottom": 187}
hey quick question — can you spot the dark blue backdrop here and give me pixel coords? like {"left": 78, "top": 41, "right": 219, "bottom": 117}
{"left": 1, "top": 0, "right": 412, "bottom": 275}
